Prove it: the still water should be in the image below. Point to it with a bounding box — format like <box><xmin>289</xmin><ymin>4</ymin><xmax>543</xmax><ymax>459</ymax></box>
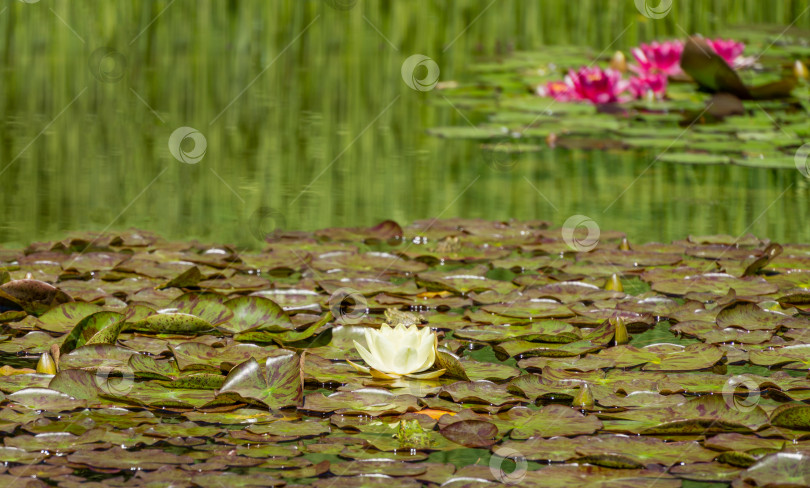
<box><xmin>1</xmin><ymin>0</ymin><xmax>809</xmax><ymax>249</ymax></box>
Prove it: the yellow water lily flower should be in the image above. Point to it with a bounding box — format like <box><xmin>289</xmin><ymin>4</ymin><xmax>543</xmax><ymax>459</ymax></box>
<box><xmin>349</xmin><ymin>323</ymin><xmax>444</xmax><ymax>380</ymax></box>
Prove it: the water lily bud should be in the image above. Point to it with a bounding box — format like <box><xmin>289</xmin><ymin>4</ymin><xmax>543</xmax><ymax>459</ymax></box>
<box><xmin>794</xmin><ymin>60</ymin><xmax>809</xmax><ymax>80</ymax></box>
<box><xmin>36</xmin><ymin>352</ymin><xmax>57</xmax><ymax>375</ymax></box>
<box><xmin>612</xmin><ymin>316</ymin><xmax>629</xmax><ymax>345</ymax></box>
<box><xmin>573</xmin><ymin>383</ymin><xmax>594</xmax><ymax>409</ymax></box>
<box><xmin>605</xmin><ymin>273</ymin><xmax>623</xmax><ymax>292</ymax></box>
<box><xmin>619</xmin><ymin>236</ymin><xmax>631</xmax><ymax>251</ymax></box>
<box><xmin>610</xmin><ymin>50</ymin><xmax>627</xmax><ymax>73</ymax></box>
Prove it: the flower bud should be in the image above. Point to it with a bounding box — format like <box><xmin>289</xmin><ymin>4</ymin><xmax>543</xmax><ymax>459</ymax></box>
<box><xmin>37</xmin><ymin>352</ymin><xmax>57</xmax><ymax>375</ymax></box>
<box><xmin>573</xmin><ymin>383</ymin><xmax>594</xmax><ymax>409</ymax></box>
<box><xmin>605</xmin><ymin>273</ymin><xmax>623</xmax><ymax>292</ymax></box>
<box><xmin>794</xmin><ymin>60</ymin><xmax>808</xmax><ymax>80</ymax></box>
<box><xmin>612</xmin><ymin>316</ymin><xmax>629</xmax><ymax>345</ymax></box>
<box><xmin>610</xmin><ymin>51</ymin><xmax>627</xmax><ymax>73</ymax></box>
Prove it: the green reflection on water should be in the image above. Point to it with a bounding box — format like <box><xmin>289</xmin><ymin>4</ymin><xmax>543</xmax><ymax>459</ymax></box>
<box><xmin>1</xmin><ymin>1</ymin><xmax>809</xmax><ymax>249</ymax></box>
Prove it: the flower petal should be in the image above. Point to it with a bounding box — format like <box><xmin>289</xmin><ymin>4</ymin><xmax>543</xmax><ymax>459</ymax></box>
<box><xmin>409</xmin><ymin>329</ymin><xmax>436</xmax><ymax>373</ymax></box>
<box><xmin>346</xmin><ymin>359</ymin><xmax>370</xmax><ymax>374</ymax></box>
<box><xmin>354</xmin><ymin>340</ymin><xmax>386</xmax><ymax>372</ymax></box>
<box><xmin>369</xmin><ymin>368</ymin><xmax>398</xmax><ymax>380</ymax></box>
<box><xmin>405</xmin><ymin>369</ymin><xmax>445</xmax><ymax>380</ymax></box>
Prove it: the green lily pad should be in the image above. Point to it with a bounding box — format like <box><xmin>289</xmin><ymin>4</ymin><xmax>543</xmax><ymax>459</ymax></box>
<box><xmin>508</xmin><ymin>405</ymin><xmax>603</xmax><ymax>439</ymax></box>
<box><xmin>220</xmin><ymin>295</ymin><xmax>293</xmax><ymax>333</ymax></box>
<box><xmin>35</xmin><ymin>301</ymin><xmax>103</xmax><ymax>333</ymax></box>
<box><xmin>216</xmin><ymin>352</ymin><xmax>302</xmax><ymax>409</ymax></box>
<box><xmin>61</xmin><ymin>311</ymin><xmax>126</xmax><ymax>354</ymax></box>
<box><xmin>129</xmin><ymin>312</ymin><xmax>214</xmax><ymax>335</ymax></box>
<box><xmin>658</xmin><ymin>152</ymin><xmax>732</xmax><ymax>165</ymax></box>
<box><xmin>715</xmin><ymin>301</ymin><xmax>785</xmax><ymax>331</ymax></box>
<box><xmin>770</xmin><ymin>404</ymin><xmax>810</xmax><ymax>430</ymax></box>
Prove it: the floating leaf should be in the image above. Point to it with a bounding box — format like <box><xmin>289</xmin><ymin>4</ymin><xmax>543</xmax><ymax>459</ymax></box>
<box><xmin>742</xmin><ymin>453</ymin><xmax>810</xmax><ymax>487</ymax></box>
<box><xmin>157</xmin><ymin>265</ymin><xmax>204</xmax><ymax>289</ymax></box>
<box><xmin>681</xmin><ymin>35</ymin><xmax>750</xmax><ymax>98</ymax></box>
<box><xmin>0</xmin><ymin>279</ymin><xmax>73</xmax><ymax>315</ymax></box>
<box><xmin>434</xmin><ymin>349</ymin><xmax>470</xmax><ymax>381</ymax></box>
<box><xmin>769</xmin><ymin>404</ymin><xmax>810</xmax><ymax>430</ymax></box>
<box><xmin>8</xmin><ymin>388</ymin><xmax>86</xmax><ymax>411</ymax></box>
<box><xmin>61</xmin><ymin>311</ymin><xmax>126</xmax><ymax>354</ymax></box>
<box><xmin>35</xmin><ymin>302</ymin><xmax>103</xmax><ymax>333</ymax></box>
<box><xmin>129</xmin><ymin>312</ymin><xmax>214</xmax><ymax>335</ymax></box>
<box><xmin>221</xmin><ymin>295</ymin><xmax>293</xmax><ymax>333</ymax></box>
<box><xmin>216</xmin><ymin>352</ymin><xmax>301</xmax><ymax>409</ymax></box>
<box><xmin>439</xmin><ymin>419</ymin><xmax>498</xmax><ymax>447</ymax></box>
<box><xmin>508</xmin><ymin>405</ymin><xmax>603</xmax><ymax>439</ymax></box>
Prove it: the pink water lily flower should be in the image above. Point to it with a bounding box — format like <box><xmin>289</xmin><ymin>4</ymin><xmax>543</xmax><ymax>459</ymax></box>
<box><xmin>536</xmin><ymin>80</ymin><xmax>579</xmax><ymax>102</ymax></box>
<box><xmin>631</xmin><ymin>41</ymin><xmax>684</xmax><ymax>76</ymax></box>
<box><xmin>706</xmin><ymin>38</ymin><xmax>746</xmax><ymax>67</ymax></box>
<box><xmin>628</xmin><ymin>73</ymin><xmax>668</xmax><ymax>99</ymax></box>
<box><xmin>567</xmin><ymin>66</ymin><xmax>628</xmax><ymax>104</ymax></box>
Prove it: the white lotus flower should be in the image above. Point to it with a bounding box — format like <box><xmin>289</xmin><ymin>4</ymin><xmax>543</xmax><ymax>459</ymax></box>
<box><xmin>349</xmin><ymin>324</ymin><xmax>444</xmax><ymax>379</ymax></box>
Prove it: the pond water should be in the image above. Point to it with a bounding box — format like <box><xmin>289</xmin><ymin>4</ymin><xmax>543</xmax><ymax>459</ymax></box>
<box><xmin>2</xmin><ymin>0</ymin><xmax>810</xmax><ymax>249</ymax></box>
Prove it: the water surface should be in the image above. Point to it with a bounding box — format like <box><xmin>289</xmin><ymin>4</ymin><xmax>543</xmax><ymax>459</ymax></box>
<box><xmin>1</xmin><ymin>0</ymin><xmax>809</xmax><ymax>248</ymax></box>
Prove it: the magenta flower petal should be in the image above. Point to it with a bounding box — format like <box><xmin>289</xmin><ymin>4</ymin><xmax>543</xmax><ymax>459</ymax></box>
<box><xmin>706</xmin><ymin>38</ymin><xmax>745</xmax><ymax>66</ymax></box>
<box><xmin>567</xmin><ymin>66</ymin><xmax>627</xmax><ymax>104</ymax></box>
<box><xmin>630</xmin><ymin>41</ymin><xmax>684</xmax><ymax>76</ymax></box>
<box><xmin>628</xmin><ymin>73</ymin><xmax>668</xmax><ymax>99</ymax></box>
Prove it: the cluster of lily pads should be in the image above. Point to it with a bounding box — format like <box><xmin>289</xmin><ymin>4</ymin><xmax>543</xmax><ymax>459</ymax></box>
<box><xmin>430</xmin><ymin>30</ymin><xmax>810</xmax><ymax>169</ymax></box>
<box><xmin>1</xmin><ymin>219</ymin><xmax>810</xmax><ymax>487</ymax></box>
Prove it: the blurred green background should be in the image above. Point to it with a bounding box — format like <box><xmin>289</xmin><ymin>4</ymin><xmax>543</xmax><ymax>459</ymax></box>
<box><xmin>1</xmin><ymin>0</ymin><xmax>809</xmax><ymax>248</ymax></box>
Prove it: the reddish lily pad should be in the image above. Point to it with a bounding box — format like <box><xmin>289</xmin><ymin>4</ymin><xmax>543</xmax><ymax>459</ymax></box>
<box><xmin>439</xmin><ymin>419</ymin><xmax>499</xmax><ymax>447</ymax></box>
<box><xmin>0</xmin><ymin>279</ymin><xmax>73</xmax><ymax>315</ymax></box>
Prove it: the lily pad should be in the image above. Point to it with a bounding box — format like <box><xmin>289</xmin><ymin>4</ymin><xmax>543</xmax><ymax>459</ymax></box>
<box><xmin>129</xmin><ymin>312</ymin><xmax>214</xmax><ymax>334</ymax></box>
<box><xmin>216</xmin><ymin>352</ymin><xmax>302</xmax><ymax>409</ymax></box>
